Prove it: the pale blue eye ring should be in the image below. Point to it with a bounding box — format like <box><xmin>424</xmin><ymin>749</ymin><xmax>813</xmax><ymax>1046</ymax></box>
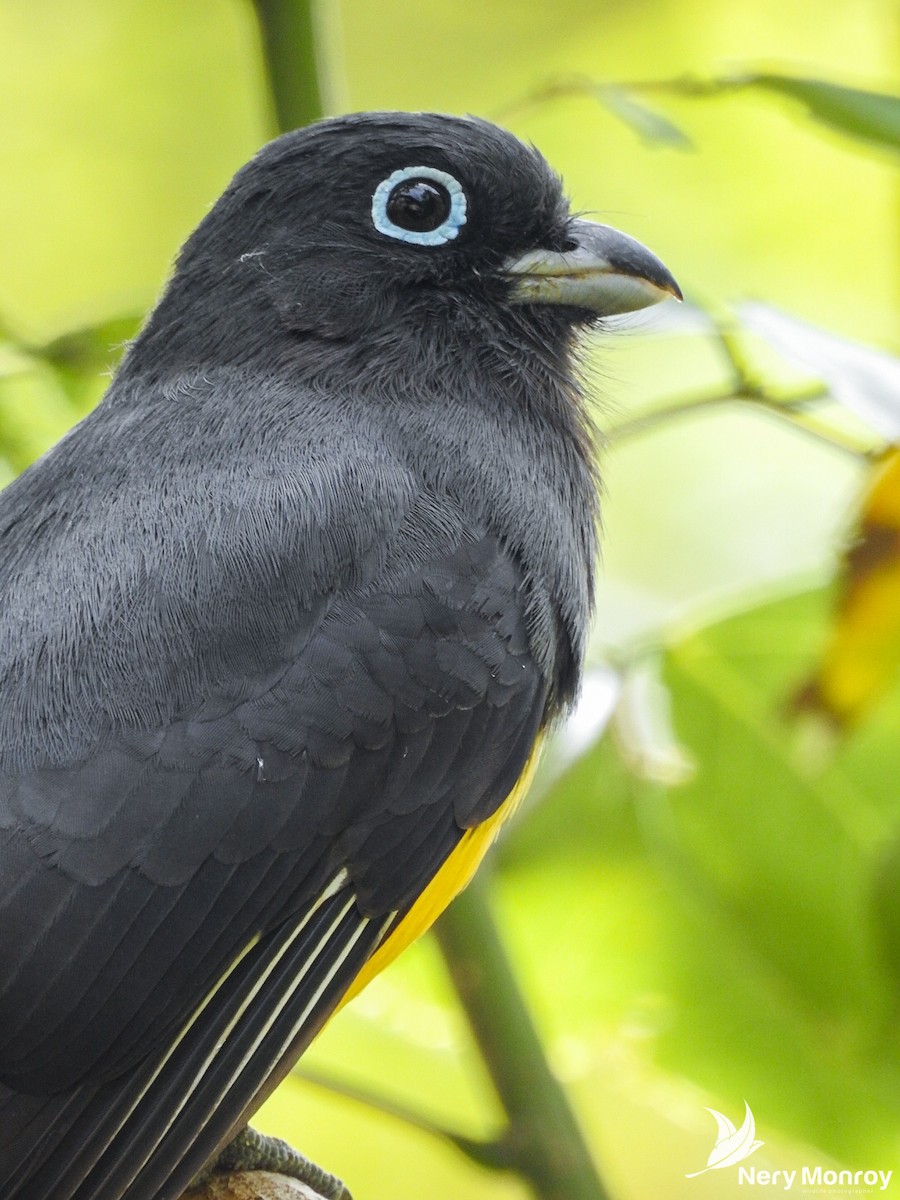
<box><xmin>371</xmin><ymin>166</ymin><xmax>467</xmax><ymax>247</ymax></box>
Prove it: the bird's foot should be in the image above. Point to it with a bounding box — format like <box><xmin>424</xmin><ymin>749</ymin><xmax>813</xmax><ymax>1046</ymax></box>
<box><xmin>194</xmin><ymin>1126</ymin><xmax>351</xmax><ymax>1199</ymax></box>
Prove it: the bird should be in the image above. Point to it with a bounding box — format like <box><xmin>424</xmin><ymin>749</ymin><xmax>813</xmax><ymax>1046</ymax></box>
<box><xmin>0</xmin><ymin>111</ymin><xmax>679</xmax><ymax>1200</ymax></box>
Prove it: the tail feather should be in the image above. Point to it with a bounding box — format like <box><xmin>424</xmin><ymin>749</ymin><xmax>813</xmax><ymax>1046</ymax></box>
<box><xmin>127</xmin><ymin>900</ymin><xmax>388</xmax><ymax>1200</ymax></box>
<box><xmin>2</xmin><ymin>874</ymin><xmax>392</xmax><ymax>1200</ymax></box>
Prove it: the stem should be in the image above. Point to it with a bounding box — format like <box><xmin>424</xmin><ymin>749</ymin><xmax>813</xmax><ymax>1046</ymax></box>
<box><xmin>295</xmin><ymin>1068</ymin><xmax>513</xmax><ymax>1171</ymax></box>
<box><xmin>601</xmin><ymin>295</ymin><xmax>877</xmax><ymax>459</ymax></box>
<box><xmin>495</xmin><ymin>72</ymin><xmax>749</xmax><ymax>122</ymax></box>
<box><xmin>433</xmin><ymin>875</ymin><xmax>612</xmax><ymax>1200</ymax></box>
<box><xmin>754</xmin><ymin>397</ymin><xmax>880</xmax><ymax>458</ymax></box>
<box><xmin>604</xmin><ymin>383</ymin><xmax>876</xmax><ymax>459</ymax></box>
<box><xmin>604</xmin><ymin>386</ymin><xmax>743</xmax><ymax>442</ymax></box>
<box><xmin>251</xmin><ymin>0</ymin><xmax>326</xmax><ymax>132</ymax></box>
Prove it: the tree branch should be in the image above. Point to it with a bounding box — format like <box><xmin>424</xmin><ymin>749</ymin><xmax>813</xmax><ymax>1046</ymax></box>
<box><xmin>433</xmin><ymin>874</ymin><xmax>612</xmax><ymax>1200</ymax></box>
<box><xmin>186</xmin><ymin>1170</ymin><xmax>329</xmax><ymax>1200</ymax></box>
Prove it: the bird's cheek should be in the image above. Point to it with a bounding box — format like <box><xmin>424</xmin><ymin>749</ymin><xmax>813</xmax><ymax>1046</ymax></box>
<box><xmin>270</xmin><ymin>265</ymin><xmax>400</xmax><ymax>340</ymax></box>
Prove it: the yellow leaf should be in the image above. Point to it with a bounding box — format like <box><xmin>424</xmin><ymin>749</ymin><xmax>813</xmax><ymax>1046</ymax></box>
<box><xmin>792</xmin><ymin>447</ymin><xmax>900</xmax><ymax>729</ymax></box>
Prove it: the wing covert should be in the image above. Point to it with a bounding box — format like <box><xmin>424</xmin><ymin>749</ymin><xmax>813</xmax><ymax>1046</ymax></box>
<box><xmin>0</xmin><ymin>535</ymin><xmax>547</xmax><ymax>1099</ymax></box>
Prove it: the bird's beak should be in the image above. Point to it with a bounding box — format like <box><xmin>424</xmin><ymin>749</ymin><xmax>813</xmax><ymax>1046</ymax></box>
<box><xmin>502</xmin><ymin>218</ymin><xmax>682</xmax><ymax>316</ymax></box>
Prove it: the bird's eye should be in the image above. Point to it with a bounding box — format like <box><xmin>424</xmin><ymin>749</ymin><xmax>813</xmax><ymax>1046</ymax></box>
<box><xmin>371</xmin><ymin>166</ymin><xmax>467</xmax><ymax>247</ymax></box>
<box><xmin>388</xmin><ymin>181</ymin><xmax>449</xmax><ymax>232</ymax></box>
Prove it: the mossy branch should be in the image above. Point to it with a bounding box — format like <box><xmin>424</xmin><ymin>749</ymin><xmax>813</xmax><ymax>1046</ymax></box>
<box><xmin>185</xmin><ymin>1170</ymin><xmax>330</xmax><ymax>1199</ymax></box>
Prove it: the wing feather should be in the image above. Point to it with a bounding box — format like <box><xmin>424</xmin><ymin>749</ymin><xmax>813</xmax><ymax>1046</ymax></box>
<box><xmin>0</xmin><ymin>534</ymin><xmax>549</xmax><ymax>1199</ymax></box>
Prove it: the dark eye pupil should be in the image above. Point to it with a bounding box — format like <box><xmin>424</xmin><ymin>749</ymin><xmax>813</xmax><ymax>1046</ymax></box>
<box><xmin>385</xmin><ymin>180</ymin><xmax>451</xmax><ymax>233</ymax></box>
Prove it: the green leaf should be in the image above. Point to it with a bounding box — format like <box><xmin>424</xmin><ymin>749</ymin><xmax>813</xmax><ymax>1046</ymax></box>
<box><xmin>0</xmin><ymin>341</ymin><xmax>37</xmax><ymax>380</ymax></box>
<box><xmin>871</xmin><ymin>836</ymin><xmax>900</xmax><ymax>1007</ymax></box>
<box><xmin>38</xmin><ymin>314</ymin><xmax>141</xmax><ymax>373</ymax></box>
<box><xmin>731</xmin><ymin>74</ymin><xmax>900</xmax><ymax>153</ymax></box>
<box><xmin>38</xmin><ymin>314</ymin><xmax>141</xmax><ymax>414</ymax></box>
<box><xmin>499</xmin><ymin>587</ymin><xmax>900</xmax><ymax>1163</ymax></box>
<box><xmin>593</xmin><ymin>84</ymin><xmax>693</xmax><ymax>148</ymax></box>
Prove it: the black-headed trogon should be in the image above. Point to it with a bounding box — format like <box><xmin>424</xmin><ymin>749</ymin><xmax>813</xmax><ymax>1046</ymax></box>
<box><xmin>0</xmin><ymin>113</ymin><xmax>679</xmax><ymax>1200</ymax></box>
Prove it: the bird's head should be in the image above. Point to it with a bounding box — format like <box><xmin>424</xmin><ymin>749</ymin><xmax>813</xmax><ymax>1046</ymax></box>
<box><xmin>131</xmin><ymin>112</ymin><xmax>679</xmax><ymax>376</ymax></box>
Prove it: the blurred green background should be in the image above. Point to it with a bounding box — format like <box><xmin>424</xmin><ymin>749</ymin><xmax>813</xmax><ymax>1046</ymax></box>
<box><xmin>1</xmin><ymin>1</ymin><xmax>899</xmax><ymax>1197</ymax></box>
